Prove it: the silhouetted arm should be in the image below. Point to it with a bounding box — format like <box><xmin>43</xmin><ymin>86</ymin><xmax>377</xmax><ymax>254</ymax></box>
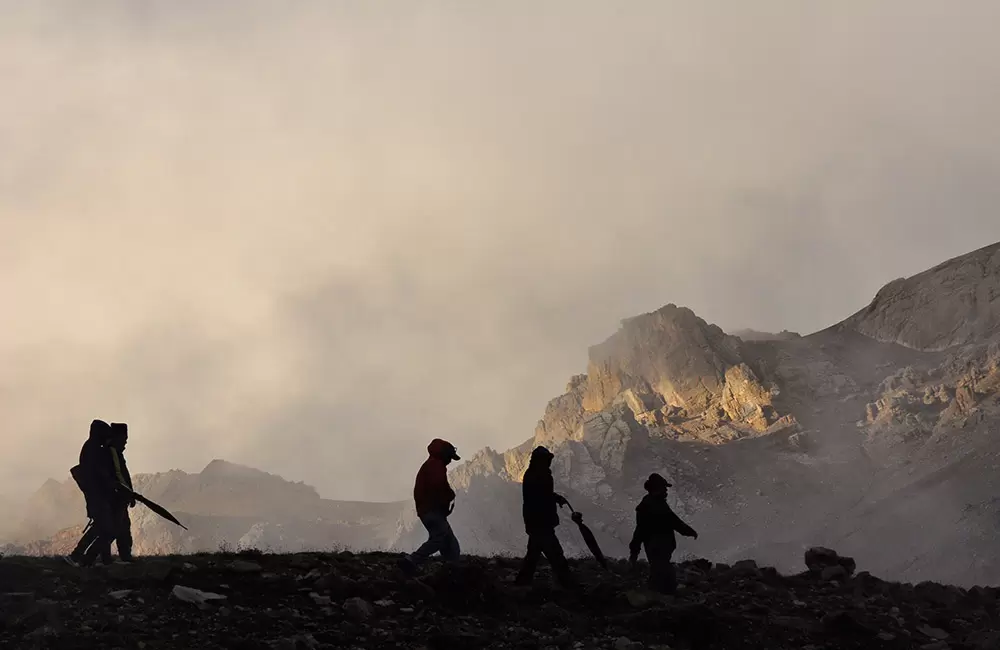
<box><xmin>541</xmin><ymin>472</ymin><xmax>566</xmax><ymax>507</ymax></box>
<box><xmin>110</xmin><ymin>448</ymin><xmax>128</xmax><ymax>488</ymax></box>
<box><xmin>669</xmin><ymin>509</ymin><xmax>697</xmax><ymax>538</ymax></box>
<box><xmin>121</xmin><ymin>455</ymin><xmax>133</xmax><ymax>490</ymax></box>
<box><xmin>628</xmin><ymin>510</ymin><xmax>647</xmax><ymax>561</ymax></box>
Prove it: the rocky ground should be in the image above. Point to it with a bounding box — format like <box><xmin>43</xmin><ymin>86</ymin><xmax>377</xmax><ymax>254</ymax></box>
<box><xmin>0</xmin><ymin>549</ymin><xmax>997</xmax><ymax>650</ymax></box>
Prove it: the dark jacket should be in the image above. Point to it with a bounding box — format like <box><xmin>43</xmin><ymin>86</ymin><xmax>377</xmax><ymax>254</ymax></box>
<box><xmin>72</xmin><ymin>438</ymin><xmax>106</xmax><ymax>493</ymax></box>
<box><xmin>71</xmin><ymin>420</ymin><xmax>111</xmax><ymax>494</ymax></box>
<box><xmin>413</xmin><ymin>440</ymin><xmax>456</xmax><ymax>517</ymax></box>
<box><xmin>97</xmin><ymin>445</ymin><xmax>133</xmax><ymax>504</ymax></box>
<box><xmin>521</xmin><ymin>463</ymin><xmax>561</xmax><ymax>534</ymax></box>
<box><xmin>628</xmin><ymin>494</ymin><xmax>696</xmax><ymax>556</ymax></box>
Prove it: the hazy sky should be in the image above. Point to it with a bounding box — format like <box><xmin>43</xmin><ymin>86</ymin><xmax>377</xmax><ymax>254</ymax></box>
<box><xmin>3</xmin><ymin>1</ymin><xmax>1000</xmax><ymax>501</ymax></box>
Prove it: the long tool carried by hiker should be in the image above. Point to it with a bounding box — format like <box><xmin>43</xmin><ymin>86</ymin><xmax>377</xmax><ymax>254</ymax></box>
<box><xmin>119</xmin><ymin>483</ymin><xmax>188</xmax><ymax>530</ymax></box>
<box><xmin>560</xmin><ymin>500</ymin><xmax>607</xmax><ymax>569</ymax></box>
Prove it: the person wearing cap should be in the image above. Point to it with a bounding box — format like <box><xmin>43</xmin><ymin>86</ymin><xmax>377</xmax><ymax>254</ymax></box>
<box><xmin>515</xmin><ymin>446</ymin><xmax>574</xmax><ymax>587</ymax></box>
<box><xmin>628</xmin><ymin>472</ymin><xmax>698</xmax><ymax>594</ymax></box>
<box><xmin>399</xmin><ymin>438</ymin><xmax>462</xmax><ymax>574</ymax></box>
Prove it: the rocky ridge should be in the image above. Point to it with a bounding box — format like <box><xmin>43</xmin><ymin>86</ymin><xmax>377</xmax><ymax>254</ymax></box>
<box><xmin>1</xmin><ymin>549</ymin><xmax>998</xmax><ymax>650</ymax></box>
<box><xmin>842</xmin><ymin>243</ymin><xmax>1000</xmax><ymax>352</ymax></box>
<box><xmin>730</xmin><ymin>329</ymin><xmax>803</xmax><ymax>343</ymax></box>
<box><xmin>9</xmin><ymin>242</ymin><xmax>1000</xmax><ymax>589</ymax></box>
<box><xmin>397</xmin><ymin>242</ymin><xmax>1000</xmax><ymax>586</ymax></box>
<box><xmin>2</xmin><ymin>461</ymin><xmax>406</xmax><ymax>558</ymax></box>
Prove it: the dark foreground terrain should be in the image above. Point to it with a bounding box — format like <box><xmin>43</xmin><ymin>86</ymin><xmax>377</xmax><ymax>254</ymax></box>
<box><xmin>0</xmin><ymin>550</ymin><xmax>997</xmax><ymax>650</ymax></box>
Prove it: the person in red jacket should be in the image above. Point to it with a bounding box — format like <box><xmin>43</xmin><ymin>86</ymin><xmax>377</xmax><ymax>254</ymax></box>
<box><xmin>399</xmin><ymin>439</ymin><xmax>461</xmax><ymax>575</ymax></box>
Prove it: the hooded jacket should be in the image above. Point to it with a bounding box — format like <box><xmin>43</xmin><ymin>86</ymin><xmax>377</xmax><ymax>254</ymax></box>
<box><xmin>71</xmin><ymin>420</ymin><xmax>111</xmax><ymax>494</ymax></box>
<box><xmin>521</xmin><ymin>447</ymin><xmax>561</xmax><ymax>534</ymax></box>
<box><xmin>628</xmin><ymin>493</ymin><xmax>696</xmax><ymax>556</ymax></box>
<box><xmin>413</xmin><ymin>439</ymin><xmax>457</xmax><ymax>517</ymax></box>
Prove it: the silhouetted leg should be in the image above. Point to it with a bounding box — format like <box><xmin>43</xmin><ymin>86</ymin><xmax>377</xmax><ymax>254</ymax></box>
<box><xmin>646</xmin><ymin>541</ymin><xmax>676</xmax><ymax>594</ymax></box>
<box><xmin>82</xmin><ymin>498</ymin><xmax>115</xmax><ymax>566</ymax></box>
<box><xmin>440</xmin><ymin>519</ymin><xmax>460</xmax><ymax>562</ymax></box>
<box><xmin>84</xmin><ymin>531</ymin><xmax>115</xmax><ymax>566</ymax></box>
<box><xmin>70</xmin><ymin>521</ymin><xmax>100</xmax><ymax>561</ymax></box>
<box><xmin>649</xmin><ymin>560</ymin><xmax>676</xmax><ymax>594</ymax></box>
<box><xmin>540</xmin><ymin>531</ymin><xmax>574</xmax><ymax>586</ymax></box>
<box><xmin>115</xmin><ymin>507</ymin><xmax>133</xmax><ymax>560</ymax></box>
<box><xmin>515</xmin><ymin>534</ymin><xmax>544</xmax><ymax>585</ymax></box>
<box><xmin>409</xmin><ymin>513</ymin><xmax>449</xmax><ymax>565</ymax></box>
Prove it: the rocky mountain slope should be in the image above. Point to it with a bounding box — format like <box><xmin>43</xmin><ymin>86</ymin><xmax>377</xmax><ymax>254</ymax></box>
<box><xmin>10</xmin><ymin>242</ymin><xmax>1000</xmax><ymax>589</ymax></box>
<box><xmin>730</xmin><ymin>329</ymin><xmax>803</xmax><ymax>343</ymax></box>
<box><xmin>2</xmin><ymin>461</ymin><xmax>406</xmax><ymax>557</ymax></box>
<box><xmin>393</xmin><ymin>242</ymin><xmax>1000</xmax><ymax>587</ymax></box>
<box><xmin>842</xmin><ymin>242</ymin><xmax>1000</xmax><ymax>351</ymax></box>
<box><xmin>1</xmin><ymin>549</ymin><xmax>998</xmax><ymax>649</ymax></box>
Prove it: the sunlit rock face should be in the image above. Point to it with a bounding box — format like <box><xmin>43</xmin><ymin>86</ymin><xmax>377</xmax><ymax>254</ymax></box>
<box><xmin>10</xmin><ymin>243</ymin><xmax>1000</xmax><ymax>587</ymax></box>
<box><xmin>415</xmin><ymin>242</ymin><xmax>1000</xmax><ymax>587</ymax></box>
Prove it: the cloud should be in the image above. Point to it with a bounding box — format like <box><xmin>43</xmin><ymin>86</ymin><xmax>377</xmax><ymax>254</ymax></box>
<box><xmin>3</xmin><ymin>1</ymin><xmax>1000</xmax><ymax>500</ymax></box>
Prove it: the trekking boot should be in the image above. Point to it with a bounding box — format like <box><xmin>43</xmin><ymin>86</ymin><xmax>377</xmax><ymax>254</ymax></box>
<box><xmin>95</xmin><ymin>554</ymin><xmax>114</xmax><ymax>567</ymax></box>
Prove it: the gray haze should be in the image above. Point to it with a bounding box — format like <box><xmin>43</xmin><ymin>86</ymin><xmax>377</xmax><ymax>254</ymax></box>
<box><xmin>3</xmin><ymin>1</ymin><xmax>1000</xmax><ymax>501</ymax></box>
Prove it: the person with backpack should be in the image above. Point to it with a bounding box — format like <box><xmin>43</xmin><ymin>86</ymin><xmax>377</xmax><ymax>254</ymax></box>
<box><xmin>65</xmin><ymin>419</ymin><xmax>112</xmax><ymax>566</ymax></box>
<box><xmin>81</xmin><ymin>422</ymin><xmax>136</xmax><ymax>566</ymax></box>
<box><xmin>399</xmin><ymin>439</ymin><xmax>461</xmax><ymax>575</ymax></box>
<box><xmin>515</xmin><ymin>446</ymin><xmax>575</xmax><ymax>587</ymax></box>
<box><xmin>628</xmin><ymin>472</ymin><xmax>698</xmax><ymax>594</ymax></box>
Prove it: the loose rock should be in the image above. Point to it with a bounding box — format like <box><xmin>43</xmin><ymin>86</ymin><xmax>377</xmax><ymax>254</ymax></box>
<box><xmin>0</xmin><ymin>552</ymin><xmax>993</xmax><ymax>649</ymax></box>
<box><xmin>804</xmin><ymin>547</ymin><xmax>856</xmax><ymax>577</ymax></box>
<box><xmin>229</xmin><ymin>560</ymin><xmax>263</xmax><ymax>574</ymax></box>
<box><xmin>343</xmin><ymin>596</ymin><xmax>374</xmax><ymax>621</ymax></box>
<box><xmin>171</xmin><ymin>585</ymin><xmax>228</xmax><ymax>605</ymax></box>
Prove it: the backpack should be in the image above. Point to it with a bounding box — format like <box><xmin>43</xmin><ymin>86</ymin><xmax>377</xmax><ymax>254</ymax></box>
<box><xmin>70</xmin><ymin>464</ymin><xmax>87</xmax><ymax>492</ymax></box>
<box><xmin>72</xmin><ymin>438</ymin><xmax>103</xmax><ymax>493</ymax></box>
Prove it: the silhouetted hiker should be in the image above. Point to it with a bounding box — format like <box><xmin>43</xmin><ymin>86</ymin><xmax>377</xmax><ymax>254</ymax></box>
<box><xmin>65</xmin><ymin>419</ymin><xmax>112</xmax><ymax>566</ymax></box>
<box><xmin>628</xmin><ymin>472</ymin><xmax>698</xmax><ymax>594</ymax></box>
<box><xmin>515</xmin><ymin>446</ymin><xmax>575</xmax><ymax>587</ymax></box>
<box><xmin>399</xmin><ymin>439</ymin><xmax>461</xmax><ymax>575</ymax></box>
<box><xmin>82</xmin><ymin>422</ymin><xmax>135</xmax><ymax>566</ymax></box>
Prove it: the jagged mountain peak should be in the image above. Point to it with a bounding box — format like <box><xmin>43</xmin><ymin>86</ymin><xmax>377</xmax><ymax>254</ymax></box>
<box><xmin>598</xmin><ymin>303</ymin><xmax>736</xmax><ymax>361</ymax></box>
<box><xmin>5</xmin><ymin>457</ymin><xmax>406</xmax><ymax>557</ymax></box>
<box><xmin>201</xmin><ymin>459</ymin><xmax>277</xmax><ymax>480</ymax></box>
<box><xmin>583</xmin><ymin>303</ymin><xmax>747</xmax><ymax>415</ymax></box>
<box><xmin>617</xmin><ymin>302</ymin><xmax>710</xmax><ymax>328</ymax></box>
<box><xmin>35</xmin><ymin>478</ymin><xmax>64</xmax><ymax>494</ymax></box>
<box><xmin>842</xmin><ymin>241</ymin><xmax>1000</xmax><ymax>351</ymax></box>
<box><xmin>730</xmin><ymin>328</ymin><xmax>803</xmax><ymax>342</ymax></box>
<box><xmin>427</xmin><ymin>242</ymin><xmax>1000</xmax><ymax>586</ymax></box>
<box><xmin>9</xmin><ymin>243</ymin><xmax>1000</xmax><ymax>587</ymax></box>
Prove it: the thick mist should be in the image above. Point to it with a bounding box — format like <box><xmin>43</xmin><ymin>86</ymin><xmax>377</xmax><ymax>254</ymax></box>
<box><xmin>3</xmin><ymin>1</ymin><xmax>1000</xmax><ymax>501</ymax></box>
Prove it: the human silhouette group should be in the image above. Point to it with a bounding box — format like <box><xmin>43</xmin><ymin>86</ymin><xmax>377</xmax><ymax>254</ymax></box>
<box><xmin>398</xmin><ymin>438</ymin><xmax>698</xmax><ymax>594</ymax></box>
<box><xmin>66</xmin><ymin>420</ymin><xmax>134</xmax><ymax>567</ymax></box>
<box><xmin>67</xmin><ymin>425</ymin><xmax>697</xmax><ymax>594</ymax></box>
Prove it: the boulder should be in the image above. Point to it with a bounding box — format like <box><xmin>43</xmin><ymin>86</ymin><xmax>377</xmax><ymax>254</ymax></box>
<box><xmin>804</xmin><ymin>548</ymin><xmax>856</xmax><ymax>577</ymax></box>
